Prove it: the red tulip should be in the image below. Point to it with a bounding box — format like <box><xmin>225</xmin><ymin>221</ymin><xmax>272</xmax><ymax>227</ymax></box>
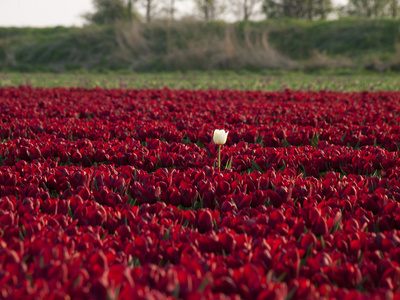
<box><xmin>197</xmin><ymin>209</ymin><xmax>213</xmax><ymax>233</ymax></box>
<box><xmin>267</xmin><ymin>190</ymin><xmax>283</xmax><ymax>208</ymax></box>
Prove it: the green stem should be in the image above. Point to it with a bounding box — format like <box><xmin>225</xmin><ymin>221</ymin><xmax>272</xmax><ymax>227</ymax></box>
<box><xmin>218</xmin><ymin>145</ymin><xmax>221</xmax><ymax>171</ymax></box>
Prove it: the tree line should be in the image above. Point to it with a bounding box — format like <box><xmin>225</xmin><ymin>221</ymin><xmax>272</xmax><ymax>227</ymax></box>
<box><xmin>84</xmin><ymin>0</ymin><xmax>400</xmax><ymax>24</ymax></box>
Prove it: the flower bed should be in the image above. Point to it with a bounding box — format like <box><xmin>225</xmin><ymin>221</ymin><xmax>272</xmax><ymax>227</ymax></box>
<box><xmin>1</xmin><ymin>86</ymin><xmax>400</xmax><ymax>299</ymax></box>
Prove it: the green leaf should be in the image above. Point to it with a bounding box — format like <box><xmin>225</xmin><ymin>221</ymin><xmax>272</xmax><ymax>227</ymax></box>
<box><xmin>68</xmin><ymin>204</ymin><xmax>74</xmax><ymax>219</ymax></box>
<box><xmin>225</xmin><ymin>156</ymin><xmax>233</xmax><ymax>170</ymax></box>
<box><xmin>255</xmin><ymin>134</ymin><xmax>264</xmax><ymax>146</ymax></box>
<box><xmin>194</xmin><ymin>195</ymin><xmax>203</xmax><ymax>210</ymax></box>
<box><xmin>311</xmin><ymin>133</ymin><xmax>320</xmax><ymax>148</ymax></box>
<box><xmin>374</xmin><ymin>218</ymin><xmax>380</xmax><ymax>233</ymax></box>
<box><xmin>196</xmin><ymin>140</ymin><xmax>205</xmax><ymax>149</ymax></box>
<box><xmin>67</xmin><ymin>182</ymin><xmax>73</xmax><ymax>196</ymax></box>
<box><xmin>94</xmin><ymin>177</ymin><xmax>99</xmax><ymax>191</ymax></box>
<box><xmin>356</xmin><ymin>274</ymin><xmax>369</xmax><ymax>291</ymax></box>
<box><xmin>182</xmin><ymin>218</ymin><xmax>190</xmax><ymax>228</ymax></box>
<box><xmin>213</xmin><ymin>219</ymin><xmax>219</xmax><ymax>231</ymax></box>
<box><xmin>285</xmin><ymin>286</ymin><xmax>297</xmax><ymax>300</ymax></box>
<box><xmin>197</xmin><ymin>278</ymin><xmax>209</xmax><ymax>293</ymax></box>
<box><xmin>282</xmin><ymin>138</ymin><xmax>290</xmax><ymax>147</ymax></box>
<box><xmin>320</xmin><ymin>235</ymin><xmax>326</xmax><ymax>249</ymax></box>
<box><xmin>276</xmin><ymin>271</ymin><xmax>287</xmax><ymax>282</ymax></box>
<box><xmin>19</xmin><ymin>231</ymin><xmax>25</xmax><ymax>242</ymax></box>
<box><xmin>355</xmin><ymin>139</ymin><xmax>361</xmax><ymax>149</ymax></box>
<box><xmin>298</xmin><ymin>162</ymin><xmax>306</xmax><ymax>177</ymax></box>
<box><xmin>129</xmin><ymin>257</ymin><xmax>141</xmax><ymax>267</ymax></box>
<box><xmin>251</xmin><ymin>159</ymin><xmax>263</xmax><ymax>172</ymax></box>
<box><xmin>222</xmin><ymin>249</ymin><xmax>227</xmax><ymax>257</ymax></box>
<box><xmin>26</xmin><ymin>274</ymin><xmax>34</xmax><ymax>288</ymax></box>
<box><xmin>163</xmin><ymin>226</ymin><xmax>171</xmax><ymax>240</ymax></box>
<box><xmin>39</xmin><ymin>256</ymin><xmax>44</xmax><ymax>268</ymax></box>
<box><xmin>114</xmin><ymin>285</ymin><xmax>121</xmax><ymax>300</ymax></box>
<box><xmin>279</xmin><ymin>160</ymin><xmax>287</xmax><ymax>171</ymax></box>
<box><xmin>331</xmin><ymin>217</ymin><xmax>342</xmax><ymax>234</ymax></box>
<box><xmin>21</xmin><ymin>224</ymin><xmax>27</xmax><ymax>237</ymax></box>
<box><xmin>172</xmin><ymin>282</ymin><xmax>180</xmax><ymax>298</ymax></box>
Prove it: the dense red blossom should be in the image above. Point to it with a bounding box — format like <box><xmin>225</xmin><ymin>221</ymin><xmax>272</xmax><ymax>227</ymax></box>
<box><xmin>1</xmin><ymin>86</ymin><xmax>400</xmax><ymax>299</ymax></box>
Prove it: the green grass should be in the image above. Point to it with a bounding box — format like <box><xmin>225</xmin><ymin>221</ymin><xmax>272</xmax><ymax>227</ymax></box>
<box><xmin>1</xmin><ymin>71</ymin><xmax>399</xmax><ymax>92</ymax></box>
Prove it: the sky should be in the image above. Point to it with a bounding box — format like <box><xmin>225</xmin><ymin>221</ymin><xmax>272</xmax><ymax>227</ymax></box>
<box><xmin>0</xmin><ymin>0</ymin><xmax>348</xmax><ymax>28</ymax></box>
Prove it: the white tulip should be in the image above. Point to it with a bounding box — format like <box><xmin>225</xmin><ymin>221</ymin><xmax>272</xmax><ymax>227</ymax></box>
<box><xmin>213</xmin><ymin>129</ymin><xmax>229</xmax><ymax>145</ymax></box>
<box><xmin>213</xmin><ymin>129</ymin><xmax>229</xmax><ymax>171</ymax></box>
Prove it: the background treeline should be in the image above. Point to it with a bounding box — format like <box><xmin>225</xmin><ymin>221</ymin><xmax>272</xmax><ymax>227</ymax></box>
<box><xmin>2</xmin><ymin>0</ymin><xmax>400</xmax><ymax>73</ymax></box>
<box><xmin>85</xmin><ymin>0</ymin><xmax>400</xmax><ymax>24</ymax></box>
<box><xmin>1</xmin><ymin>18</ymin><xmax>400</xmax><ymax>72</ymax></box>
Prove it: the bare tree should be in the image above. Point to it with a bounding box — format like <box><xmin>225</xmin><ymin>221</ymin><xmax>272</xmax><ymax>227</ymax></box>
<box><xmin>164</xmin><ymin>0</ymin><xmax>183</xmax><ymax>21</ymax></box>
<box><xmin>230</xmin><ymin>0</ymin><xmax>261</xmax><ymax>21</ymax></box>
<box><xmin>345</xmin><ymin>0</ymin><xmax>391</xmax><ymax>18</ymax></box>
<box><xmin>391</xmin><ymin>0</ymin><xmax>399</xmax><ymax>18</ymax></box>
<box><xmin>169</xmin><ymin>0</ymin><xmax>176</xmax><ymax>21</ymax></box>
<box><xmin>194</xmin><ymin>0</ymin><xmax>226</xmax><ymax>21</ymax></box>
<box><xmin>262</xmin><ymin>0</ymin><xmax>307</xmax><ymax>19</ymax></box>
<box><xmin>262</xmin><ymin>0</ymin><xmax>283</xmax><ymax>18</ymax></box>
<box><xmin>310</xmin><ymin>0</ymin><xmax>331</xmax><ymax>19</ymax></box>
<box><xmin>138</xmin><ymin>0</ymin><xmax>159</xmax><ymax>23</ymax></box>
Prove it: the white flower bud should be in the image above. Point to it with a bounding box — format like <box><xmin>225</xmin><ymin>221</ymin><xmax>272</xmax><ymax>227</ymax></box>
<box><xmin>213</xmin><ymin>129</ymin><xmax>229</xmax><ymax>145</ymax></box>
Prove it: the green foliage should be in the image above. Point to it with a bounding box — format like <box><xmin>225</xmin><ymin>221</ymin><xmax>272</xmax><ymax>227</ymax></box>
<box><xmin>266</xmin><ymin>18</ymin><xmax>399</xmax><ymax>60</ymax></box>
<box><xmin>84</xmin><ymin>0</ymin><xmax>137</xmax><ymax>25</ymax></box>
<box><xmin>194</xmin><ymin>0</ymin><xmax>223</xmax><ymax>21</ymax></box>
<box><xmin>342</xmin><ymin>0</ymin><xmax>398</xmax><ymax>18</ymax></box>
<box><xmin>262</xmin><ymin>0</ymin><xmax>332</xmax><ymax>20</ymax></box>
<box><xmin>1</xmin><ymin>19</ymin><xmax>400</xmax><ymax>72</ymax></box>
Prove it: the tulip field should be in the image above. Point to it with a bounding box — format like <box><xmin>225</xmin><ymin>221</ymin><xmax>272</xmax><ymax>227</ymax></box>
<box><xmin>1</xmin><ymin>85</ymin><xmax>400</xmax><ymax>299</ymax></box>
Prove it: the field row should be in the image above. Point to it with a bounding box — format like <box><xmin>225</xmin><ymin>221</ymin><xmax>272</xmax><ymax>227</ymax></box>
<box><xmin>1</xmin><ymin>72</ymin><xmax>400</xmax><ymax>92</ymax></box>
